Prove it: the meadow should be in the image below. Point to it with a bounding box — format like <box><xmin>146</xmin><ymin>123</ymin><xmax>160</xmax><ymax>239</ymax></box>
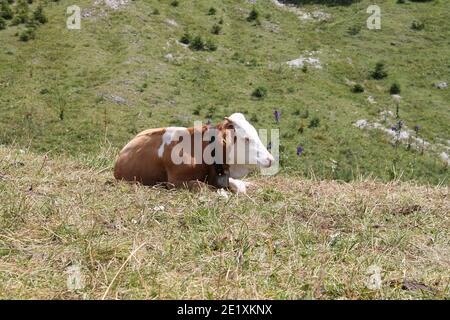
<box><xmin>0</xmin><ymin>145</ymin><xmax>448</xmax><ymax>299</ymax></box>
<box><xmin>0</xmin><ymin>0</ymin><xmax>449</xmax><ymax>299</ymax></box>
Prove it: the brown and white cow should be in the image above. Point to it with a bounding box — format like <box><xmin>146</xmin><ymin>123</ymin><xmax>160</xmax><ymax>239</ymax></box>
<box><xmin>113</xmin><ymin>113</ymin><xmax>274</xmax><ymax>193</ymax></box>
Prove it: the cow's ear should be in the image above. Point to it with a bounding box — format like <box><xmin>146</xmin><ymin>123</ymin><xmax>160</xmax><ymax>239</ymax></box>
<box><xmin>223</xmin><ymin>117</ymin><xmax>234</xmax><ymax>129</ymax></box>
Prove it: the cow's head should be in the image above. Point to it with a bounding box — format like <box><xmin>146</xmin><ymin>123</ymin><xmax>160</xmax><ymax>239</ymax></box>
<box><xmin>222</xmin><ymin>113</ymin><xmax>274</xmax><ymax>168</ymax></box>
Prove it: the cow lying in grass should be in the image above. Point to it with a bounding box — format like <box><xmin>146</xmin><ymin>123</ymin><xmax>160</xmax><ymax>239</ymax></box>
<box><xmin>114</xmin><ymin>113</ymin><xmax>275</xmax><ymax>193</ymax></box>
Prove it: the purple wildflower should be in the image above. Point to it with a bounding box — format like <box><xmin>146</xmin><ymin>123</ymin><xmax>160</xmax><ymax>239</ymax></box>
<box><xmin>391</xmin><ymin>126</ymin><xmax>397</xmax><ymax>131</ymax></box>
<box><xmin>414</xmin><ymin>125</ymin><xmax>421</xmax><ymax>133</ymax></box>
<box><xmin>397</xmin><ymin>120</ymin><xmax>404</xmax><ymax>130</ymax></box>
<box><xmin>274</xmin><ymin>110</ymin><xmax>281</xmax><ymax>123</ymax></box>
<box><xmin>296</xmin><ymin>146</ymin><xmax>303</xmax><ymax>156</ymax></box>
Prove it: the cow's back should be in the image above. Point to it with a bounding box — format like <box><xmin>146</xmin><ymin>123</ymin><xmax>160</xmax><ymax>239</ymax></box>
<box><xmin>114</xmin><ymin>128</ymin><xmax>167</xmax><ymax>185</ymax></box>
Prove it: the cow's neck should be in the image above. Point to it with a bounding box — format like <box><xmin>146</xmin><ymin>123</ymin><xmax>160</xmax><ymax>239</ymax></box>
<box><xmin>212</xmin><ymin>122</ymin><xmax>250</xmax><ymax>179</ymax></box>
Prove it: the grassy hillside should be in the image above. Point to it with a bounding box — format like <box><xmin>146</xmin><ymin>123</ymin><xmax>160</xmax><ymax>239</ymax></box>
<box><xmin>0</xmin><ymin>145</ymin><xmax>449</xmax><ymax>299</ymax></box>
<box><xmin>0</xmin><ymin>0</ymin><xmax>449</xmax><ymax>184</ymax></box>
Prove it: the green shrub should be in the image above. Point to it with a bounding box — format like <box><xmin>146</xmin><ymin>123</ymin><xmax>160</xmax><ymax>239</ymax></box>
<box><xmin>211</xmin><ymin>24</ymin><xmax>221</xmax><ymax>35</ymax></box>
<box><xmin>0</xmin><ymin>16</ymin><xmax>5</xmax><ymax>29</ymax></box>
<box><xmin>190</xmin><ymin>35</ymin><xmax>204</xmax><ymax>51</ymax></box>
<box><xmin>308</xmin><ymin>117</ymin><xmax>320</xmax><ymax>128</ymax></box>
<box><xmin>170</xmin><ymin>0</ymin><xmax>179</xmax><ymax>7</ymax></box>
<box><xmin>347</xmin><ymin>25</ymin><xmax>360</xmax><ymax>35</ymax></box>
<box><xmin>33</xmin><ymin>5</ymin><xmax>47</xmax><ymax>24</ymax></box>
<box><xmin>247</xmin><ymin>8</ymin><xmax>259</xmax><ymax>22</ymax></box>
<box><xmin>352</xmin><ymin>84</ymin><xmax>364</xmax><ymax>93</ymax></box>
<box><xmin>251</xmin><ymin>86</ymin><xmax>267</xmax><ymax>98</ymax></box>
<box><xmin>397</xmin><ymin>0</ymin><xmax>405</xmax><ymax>3</ymax></box>
<box><xmin>370</xmin><ymin>62</ymin><xmax>388</xmax><ymax>80</ymax></box>
<box><xmin>208</xmin><ymin>7</ymin><xmax>216</xmax><ymax>15</ymax></box>
<box><xmin>180</xmin><ymin>32</ymin><xmax>191</xmax><ymax>45</ymax></box>
<box><xmin>205</xmin><ymin>39</ymin><xmax>217</xmax><ymax>51</ymax></box>
<box><xmin>152</xmin><ymin>8</ymin><xmax>160</xmax><ymax>15</ymax></box>
<box><xmin>12</xmin><ymin>0</ymin><xmax>29</xmax><ymax>25</ymax></box>
<box><xmin>390</xmin><ymin>82</ymin><xmax>401</xmax><ymax>95</ymax></box>
<box><xmin>19</xmin><ymin>27</ymin><xmax>35</xmax><ymax>41</ymax></box>
<box><xmin>0</xmin><ymin>1</ymin><xmax>13</xmax><ymax>20</ymax></box>
<box><xmin>411</xmin><ymin>20</ymin><xmax>425</xmax><ymax>31</ymax></box>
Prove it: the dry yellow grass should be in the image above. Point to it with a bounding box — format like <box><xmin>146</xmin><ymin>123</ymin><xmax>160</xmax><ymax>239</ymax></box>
<box><xmin>0</xmin><ymin>145</ymin><xmax>449</xmax><ymax>299</ymax></box>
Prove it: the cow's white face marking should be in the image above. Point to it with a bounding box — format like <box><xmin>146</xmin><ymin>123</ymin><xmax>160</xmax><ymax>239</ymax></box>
<box><xmin>158</xmin><ymin>127</ymin><xmax>187</xmax><ymax>158</ymax></box>
<box><xmin>226</xmin><ymin>113</ymin><xmax>275</xmax><ymax>168</ymax></box>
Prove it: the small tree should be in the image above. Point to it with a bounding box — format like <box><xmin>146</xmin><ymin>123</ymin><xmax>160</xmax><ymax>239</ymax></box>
<box><xmin>247</xmin><ymin>7</ymin><xmax>259</xmax><ymax>22</ymax></box>
<box><xmin>190</xmin><ymin>35</ymin><xmax>204</xmax><ymax>51</ymax></box>
<box><xmin>208</xmin><ymin>7</ymin><xmax>216</xmax><ymax>15</ymax></box>
<box><xmin>33</xmin><ymin>5</ymin><xmax>47</xmax><ymax>24</ymax></box>
<box><xmin>12</xmin><ymin>0</ymin><xmax>29</xmax><ymax>25</ymax></box>
<box><xmin>411</xmin><ymin>20</ymin><xmax>425</xmax><ymax>31</ymax></box>
<box><xmin>19</xmin><ymin>27</ymin><xmax>35</xmax><ymax>41</ymax></box>
<box><xmin>0</xmin><ymin>0</ymin><xmax>13</xmax><ymax>20</ymax></box>
<box><xmin>308</xmin><ymin>117</ymin><xmax>320</xmax><ymax>128</ymax></box>
<box><xmin>211</xmin><ymin>24</ymin><xmax>221</xmax><ymax>35</ymax></box>
<box><xmin>390</xmin><ymin>82</ymin><xmax>401</xmax><ymax>95</ymax></box>
<box><xmin>205</xmin><ymin>39</ymin><xmax>217</xmax><ymax>51</ymax></box>
<box><xmin>180</xmin><ymin>32</ymin><xmax>191</xmax><ymax>45</ymax></box>
<box><xmin>370</xmin><ymin>62</ymin><xmax>388</xmax><ymax>80</ymax></box>
<box><xmin>251</xmin><ymin>86</ymin><xmax>267</xmax><ymax>98</ymax></box>
<box><xmin>352</xmin><ymin>84</ymin><xmax>364</xmax><ymax>93</ymax></box>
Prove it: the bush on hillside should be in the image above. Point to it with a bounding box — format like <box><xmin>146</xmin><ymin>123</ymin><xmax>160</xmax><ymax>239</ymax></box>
<box><xmin>19</xmin><ymin>27</ymin><xmax>35</xmax><ymax>41</ymax></box>
<box><xmin>208</xmin><ymin>7</ymin><xmax>216</xmax><ymax>15</ymax></box>
<box><xmin>0</xmin><ymin>16</ymin><xmax>6</xmax><ymax>29</ymax></box>
<box><xmin>247</xmin><ymin>8</ymin><xmax>259</xmax><ymax>22</ymax></box>
<box><xmin>0</xmin><ymin>1</ymin><xmax>13</xmax><ymax>20</ymax></box>
<box><xmin>211</xmin><ymin>24</ymin><xmax>221</xmax><ymax>35</ymax></box>
<box><xmin>370</xmin><ymin>62</ymin><xmax>388</xmax><ymax>80</ymax></box>
<box><xmin>347</xmin><ymin>25</ymin><xmax>360</xmax><ymax>35</ymax></box>
<box><xmin>390</xmin><ymin>82</ymin><xmax>401</xmax><ymax>95</ymax></box>
<box><xmin>411</xmin><ymin>20</ymin><xmax>425</xmax><ymax>30</ymax></box>
<box><xmin>170</xmin><ymin>0</ymin><xmax>179</xmax><ymax>7</ymax></box>
<box><xmin>190</xmin><ymin>35</ymin><xmax>205</xmax><ymax>51</ymax></box>
<box><xmin>11</xmin><ymin>0</ymin><xmax>29</xmax><ymax>25</ymax></box>
<box><xmin>205</xmin><ymin>39</ymin><xmax>217</xmax><ymax>51</ymax></box>
<box><xmin>251</xmin><ymin>86</ymin><xmax>267</xmax><ymax>98</ymax></box>
<box><xmin>352</xmin><ymin>84</ymin><xmax>364</xmax><ymax>93</ymax></box>
<box><xmin>33</xmin><ymin>5</ymin><xmax>47</xmax><ymax>24</ymax></box>
<box><xmin>180</xmin><ymin>32</ymin><xmax>191</xmax><ymax>45</ymax></box>
<box><xmin>308</xmin><ymin>117</ymin><xmax>320</xmax><ymax>128</ymax></box>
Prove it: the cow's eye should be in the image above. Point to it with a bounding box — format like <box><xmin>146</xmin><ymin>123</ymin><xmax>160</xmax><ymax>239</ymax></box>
<box><xmin>245</xmin><ymin>137</ymin><xmax>250</xmax><ymax>142</ymax></box>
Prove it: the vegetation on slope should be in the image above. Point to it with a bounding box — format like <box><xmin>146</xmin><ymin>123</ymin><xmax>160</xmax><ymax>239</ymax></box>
<box><xmin>0</xmin><ymin>0</ymin><xmax>449</xmax><ymax>184</ymax></box>
<box><xmin>0</xmin><ymin>145</ymin><xmax>449</xmax><ymax>299</ymax></box>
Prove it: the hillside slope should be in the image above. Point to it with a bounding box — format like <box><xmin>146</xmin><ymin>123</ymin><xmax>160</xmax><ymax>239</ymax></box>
<box><xmin>0</xmin><ymin>146</ymin><xmax>448</xmax><ymax>299</ymax></box>
<box><xmin>0</xmin><ymin>0</ymin><xmax>449</xmax><ymax>184</ymax></box>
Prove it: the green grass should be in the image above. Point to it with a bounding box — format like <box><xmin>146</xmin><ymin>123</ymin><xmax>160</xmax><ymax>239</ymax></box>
<box><xmin>0</xmin><ymin>0</ymin><xmax>448</xmax><ymax>185</ymax></box>
<box><xmin>0</xmin><ymin>145</ymin><xmax>448</xmax><ymax>299</ymax></box>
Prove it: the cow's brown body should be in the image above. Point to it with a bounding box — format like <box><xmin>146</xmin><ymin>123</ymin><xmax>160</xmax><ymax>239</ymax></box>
<box><xmin>114</xmin><ymin>125</ymin><xmax>224</xmax><ymax>188</ymax></box>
